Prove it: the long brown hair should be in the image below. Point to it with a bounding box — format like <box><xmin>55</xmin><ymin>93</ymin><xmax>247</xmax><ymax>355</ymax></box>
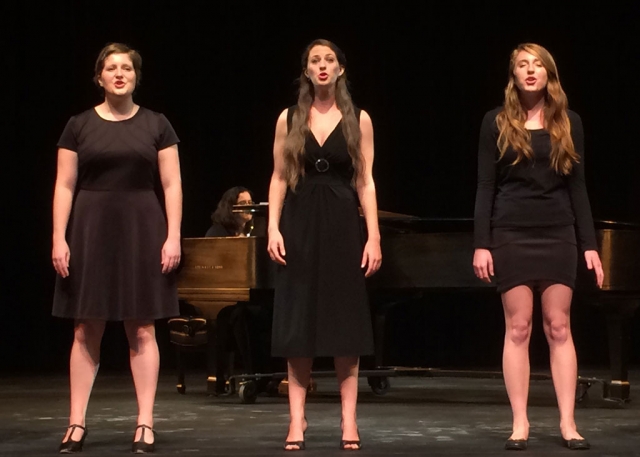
<box><xmin>283</xmin><ymin>39</ymin><xmax>362</xmax><ymax>189</ymax></box>
<box><xmin>496</xmin><ymin>43</ymin><xmax>579</xmax><ymax>175</ymax></box>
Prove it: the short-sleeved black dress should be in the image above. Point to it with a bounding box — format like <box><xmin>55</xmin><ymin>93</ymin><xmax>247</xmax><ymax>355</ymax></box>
<box><xmin>52</xmin><ymin>107</ymin><xmax>180</xmax><ymax>320</ymax></box>
<box><xmin>271</xmin><ymin>107</ymin><xmax>374</xmax><ymax>358</ymax></box>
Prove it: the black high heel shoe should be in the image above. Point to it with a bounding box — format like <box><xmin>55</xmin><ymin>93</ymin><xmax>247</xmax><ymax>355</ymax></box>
<box><xmin>283</xmin><ymin>418</ymin><xmax>307</xmax><ymax>451</ymax></box>
<box><xmin>339</xmin><ymin>437</ymin><xmax>362</xmax><ymax>451</ymax></box>
<box><xmin>59</xmin><ymin>424</ymin><xmax>88</xmax><ymax>454</ymax></box>
<box><xmin>339</xmin><ymin>421</ymin><xmax>362</xmax><ymax>451</ymax></box>
<box><xmin>132</xmin><ymin>424</ymin><xmax>156</xmax><ymax>454</ymax></box>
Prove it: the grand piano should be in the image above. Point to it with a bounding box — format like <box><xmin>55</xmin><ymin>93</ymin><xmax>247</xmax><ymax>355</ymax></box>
<box><xmin>176</xmin><ymin>209</ymin><xmax>640</xmax><ymax>403</ymax></box>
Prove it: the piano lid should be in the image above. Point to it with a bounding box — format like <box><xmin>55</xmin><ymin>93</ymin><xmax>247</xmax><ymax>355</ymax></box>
<box><xmin>231</xmin><ymin>201</ymin><xmax>640</xmax><ymax>234</ymax></box>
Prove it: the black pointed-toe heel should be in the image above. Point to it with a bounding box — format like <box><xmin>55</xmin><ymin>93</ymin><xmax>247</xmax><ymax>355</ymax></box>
<box><xmin>59</xmin><ymin>424</ymin><xmax>88</xmax><ymax>454</ymax></box>
<box><xmin>132</xmin><ymin>424</ymin><xmax>156</xmax><ymax>454</ymax></box>
<box><xmin>563</xmin><ymin>438</ymin><xmax>590</xmax><ymax>450</ymax></box>
<box><xmin>504</xmin><ymin>438</ymin><xmax>528</xmax><ymax>450</ymax></box>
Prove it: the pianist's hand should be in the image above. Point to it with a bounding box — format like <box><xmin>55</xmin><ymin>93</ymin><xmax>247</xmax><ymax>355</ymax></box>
<box><xmin>361</xmin><ymin>239</ymin><xmax>382</xmax><ymax>277</ymax></box>
<box><xmin>473</xmin><ymin>248</ymin><xmax>494</xmax><ymax>283</ymax></box>
<box><xmin>161</xmin><ymin>237</ymin><xmax>181</xmax><ymax>274</ymax></box>
<box><xmin>268</xmin><ymin>229</ymin><xmax>287</xmax><ymax>265</ymax></box>
<box><xmin>584</xmin><ymin>250</ymin><xmax>604</xmax><ymax>288</ymax></box>
<box><xmin>52</xmin><ymin>239</ymin><xmax>71</xmax><ymax>278</ymax></box>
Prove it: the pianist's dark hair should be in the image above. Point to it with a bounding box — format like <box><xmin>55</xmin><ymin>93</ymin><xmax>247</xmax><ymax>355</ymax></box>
<box><xmin>211</xmin><ymin>186</ymin><xmax>253</xmax><ymax>235</ymax></box>
<box><xmin>284</xmin><ymin>39</ymin><xmax>363</xmax><ymax>190</ymax></box>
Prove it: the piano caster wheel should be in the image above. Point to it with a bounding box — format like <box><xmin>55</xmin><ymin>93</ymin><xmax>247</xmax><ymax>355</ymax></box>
<box><xmin>265</xmin><ymin>379</ymin><xmax>281</xmax><ymax>396</ymax></box>
<box><xmin>368</xmin><ymin>376</ymin><xmax>390</xmax><ymax>395</ymax></box>
<box><xmin>575</xmin><ymin>382</ymin><xmax>591</xmax><ymax>404</ymax></box>
<box><xmin>176</xmin><ymin>384</ymin><xmax>186</xmax><ymax>395</ymax></box>
<box><xmin>238</xmin><ymin>380</ymin><xmax>258</xmax><ymax>404</ymax></box>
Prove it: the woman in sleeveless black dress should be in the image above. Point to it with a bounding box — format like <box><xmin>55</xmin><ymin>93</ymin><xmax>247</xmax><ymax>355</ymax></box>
<box><xmin>473</xmin><ymin>43</ymin><xmax>604</xmax><ymax>451</ymax></box>
<box><xmin>268</xmin><ymin>39</ymin><xmax>381</xmax><ymax>451</ymax></box>
<box><xmin>52</xmin><ymin>43</ymin><xmax>182</xmax><ymax>454</ymax></box>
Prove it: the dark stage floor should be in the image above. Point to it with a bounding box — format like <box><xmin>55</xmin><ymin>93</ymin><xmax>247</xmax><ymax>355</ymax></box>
<box><xmin>1</xmin><ymin>368</ymin><xmax>639</xmax><ymax>456</ymax></box>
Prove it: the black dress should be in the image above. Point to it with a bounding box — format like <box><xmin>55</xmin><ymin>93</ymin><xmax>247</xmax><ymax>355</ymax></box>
<box><xmin>474</xmin><ymin>108</ymin><xmax>598</xmax><ymax>293</ymax></box>
<box><xmin>271</xmin><ymin>107</ymin><xmax>374</xmax><ymax>357</ymax></box>
<box><xmin>205</xmin><ymin>222</ymin><xmax>235</xmax><ymax>237</ymax></box>
<box><xmin>52</xmin><ymin>107</ymin><xmax>180</xmax><ymax>320</ymax></box>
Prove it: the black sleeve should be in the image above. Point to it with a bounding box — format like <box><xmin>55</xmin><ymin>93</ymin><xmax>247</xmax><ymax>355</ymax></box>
<box><xmin>567</xmin><ymin>112</ymin><xmax>598</xmax><ymax>251</ymax></box>
<box><xmin>473</xmin><ymin>111</ymin><xmax>498</xmax><ymax>248</ymax></box>
<box><xmin>57</xmin><ymin>116</ymin><xmax>78</xmax><ymax>152</ymax></box>
<box><xmin>156</xmin><ymin>113</ymin><xmax>180</xmax><ymax>150</ymax></box>
<box><xmin>205</xmin><ymin>223</ymin><xmax>233</xmax><ymax>237</ymax></box>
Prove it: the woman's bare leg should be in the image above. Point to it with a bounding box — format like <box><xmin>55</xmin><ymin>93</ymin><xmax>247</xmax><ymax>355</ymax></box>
<box><xmin>63</xmin><ymin>319</ymin><xmax>106</xmax><ymax>442</ymax></box>
<box><xmin>285</xmin><ymin>357</ymin><xmax>312</xmax><ymax>449</ymax></box>
<box><xmin>501</xmin><ymin>285</ymin><xmax>535</xmax><ymax>440</ymax></box>
<box><xmin>124</xmin><ymin>320</ymin><xmax>159</xmax><ymax>444</ymax></box>
<box><xmin>335</xmin><ymin>356</ymin><xmax>360</xmax><ymax>449</ymax></box>
<box><xmin>540</xmin><ymin>283</ymin><xmax>584</xmax><ymax>441</ymax></box>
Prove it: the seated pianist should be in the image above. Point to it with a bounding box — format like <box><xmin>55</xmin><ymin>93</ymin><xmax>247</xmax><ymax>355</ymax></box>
<box><xmin>205</xmin><ymin>186</ymin><xmax>255</xmax><ymax>237</ymax></box>
<box><xmin>201</xmin><ymin>186</ymin><xmax>274</xmax><ymax>393</ymax></box>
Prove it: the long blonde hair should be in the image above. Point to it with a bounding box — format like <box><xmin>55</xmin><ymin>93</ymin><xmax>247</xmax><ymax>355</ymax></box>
<box><xmin>496</xmin><ymin>43</ymin><xmax>579</xmax><ymax>175</ymax></box>
<box><xmin>283</xmin><ymin>39</ymin><xmax>362</xmax><ymax>190</ymax></box>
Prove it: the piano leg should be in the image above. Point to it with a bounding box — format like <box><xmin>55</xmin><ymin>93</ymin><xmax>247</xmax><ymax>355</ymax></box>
<box><xmin>206</xmin><ymin>318</ymin><xmax>222</xmax><ymax>395</ymax></box>
<box><xmin>600</xmin><ymin>296</ymin><xmax>639</xmax><ymax>403</ymax></box>
<box><xmin>176</xmin><ymin>349</ymin><xmax>186</xmax><ymax>394</ymax></box>
<box><xmin>373</xmin><ymin>309</ymin><xmax>387</xmax><ymax>368</ymax></box>
<box><xmin>232</xmin><ymin>303</ymin><xmax>255</xmax><ymax>375</ymax></box>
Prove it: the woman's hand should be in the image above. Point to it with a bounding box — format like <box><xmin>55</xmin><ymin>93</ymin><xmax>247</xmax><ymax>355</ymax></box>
<box><xmin>361</xmin><ymin>239</ymin><xmax>382</xmax><ymax>277</ymax></box>
<box><xmin>584</xmin><ymin>250</ymin><xmax>604</xmax><ymax>288</ymax></box>
<box><xmin>473</xmin><ymin>248</ymin><xmax>494</xmax><ymax>283</ymax></box>
<box><xmin>268</xmin><ymin>229</ymin><xmax>287</xmax><ymax>265</ymax></box>
<box><xmin>161</xmin><ymin>237</ymin><xmax>181</xmax><ymax>274</ymax></box>
<box><xmin>52</xmin><ymin>239</ymin><xmax>71</xmax><ymax>278</ymax></box>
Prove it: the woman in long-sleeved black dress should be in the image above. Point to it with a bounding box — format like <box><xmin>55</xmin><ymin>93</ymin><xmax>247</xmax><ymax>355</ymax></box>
<box><xmin>473</xmin><ymin>43</ymin><xmax>604</xmax><ymax>451</ymax></box>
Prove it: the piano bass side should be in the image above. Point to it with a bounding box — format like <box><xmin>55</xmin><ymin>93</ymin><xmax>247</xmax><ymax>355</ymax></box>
<box><xmin>177</xmin><ymin>236</ymin><xmax>275</xmax><ymax>318</ymax></box>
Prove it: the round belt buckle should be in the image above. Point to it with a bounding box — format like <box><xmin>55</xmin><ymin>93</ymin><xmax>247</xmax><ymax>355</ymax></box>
<box><xmin>315</xmin><ymin>158</ymin><xmax>330</xmax><ymax>172</ymax></box>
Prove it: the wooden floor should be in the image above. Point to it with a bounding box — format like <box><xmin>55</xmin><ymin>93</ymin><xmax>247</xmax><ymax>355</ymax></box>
<box><xmin>1</xmin><ymin>368</ymin><xmax>639</xmax><ymax>456</ymax></box>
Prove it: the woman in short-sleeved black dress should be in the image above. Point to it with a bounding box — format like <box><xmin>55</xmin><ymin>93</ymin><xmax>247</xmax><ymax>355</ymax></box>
<box><xmin>52</xmin><ymin>43</ymin><xmax>182</xmax><ymax>454</ymax></box>
<box><xmin>473</xmin><ymin>43</ymin><xmax>604</xmax><ymax>451</ymax></box>
<box><xmin>267</xmin><ymin>39</ymin><xmax>381</xmax><ymax>451</ymax></box>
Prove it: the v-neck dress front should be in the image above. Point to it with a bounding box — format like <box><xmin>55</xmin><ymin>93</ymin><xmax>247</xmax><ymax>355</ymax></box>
<box><xmin>271</xmin><ymin>106</ymin><xmax>374</xmax><ymax>357</ymax></box>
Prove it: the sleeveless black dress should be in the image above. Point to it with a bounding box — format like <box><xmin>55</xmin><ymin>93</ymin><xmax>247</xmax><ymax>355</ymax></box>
<box><xmin>52</xmin><ymin>107</ymin><xmax>180</xmax><ymax>321</ymax></box>
<box><xmin>271</xmin><ymin>107</ymin><xmax>374</xmax><ymax>358</ymax></box>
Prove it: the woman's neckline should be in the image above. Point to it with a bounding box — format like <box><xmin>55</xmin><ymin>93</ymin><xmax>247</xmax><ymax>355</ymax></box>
<box><xmin>93</xmin><ymin>105</ymin><xmax>141</xmax><ymax>123</ymax></box>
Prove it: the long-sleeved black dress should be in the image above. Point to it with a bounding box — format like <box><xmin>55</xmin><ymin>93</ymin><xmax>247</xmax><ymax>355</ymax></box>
<box><xmin>473</xmin><ymin>107</ymin><xmax>597</xmax><ymax>293</ymax></box>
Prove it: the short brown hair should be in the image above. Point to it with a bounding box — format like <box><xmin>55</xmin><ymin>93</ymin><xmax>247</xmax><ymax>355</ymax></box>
<box><xmin>93</xmin><ymin>43</ymin><xmax>142</xmax><ymax>88</ymax></box>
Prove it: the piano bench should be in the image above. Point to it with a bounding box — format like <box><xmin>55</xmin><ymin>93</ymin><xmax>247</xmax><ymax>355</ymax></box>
<box><xmin>168</xmin><ymin>317</ymin><xmax>208</xmax><ymax>346</ymax></box>
<box><xmin>168</xmin><ymin>317</ymin><xmax>209</xmax><ymax>394</ymax></box>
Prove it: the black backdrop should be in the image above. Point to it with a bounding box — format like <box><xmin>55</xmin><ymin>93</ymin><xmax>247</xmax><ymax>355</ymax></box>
<box><xmin>3</xmin><ymin>1</ymin><xmax>639</xmax><ymax>373</ymax></box>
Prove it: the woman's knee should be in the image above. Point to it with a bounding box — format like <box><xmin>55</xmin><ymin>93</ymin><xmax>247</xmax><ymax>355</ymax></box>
<box><xmin>73</xmin><ymin>320</ymin><xmax>105</xmax><ymax>345</ymax></box>
<box><xmin>506</xmin><ymin>320</ymin><xmax>532</xmax><ymax>345</ymax></box>
<box><xmin>544</xmin><ymin>318</ymin><xmax>571</xmax><ymax>344</ymax></box>
<box><xmin>124</xmin><ymin>322</ymin><xmax>156</xmax><ymax>348</ymax></box>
